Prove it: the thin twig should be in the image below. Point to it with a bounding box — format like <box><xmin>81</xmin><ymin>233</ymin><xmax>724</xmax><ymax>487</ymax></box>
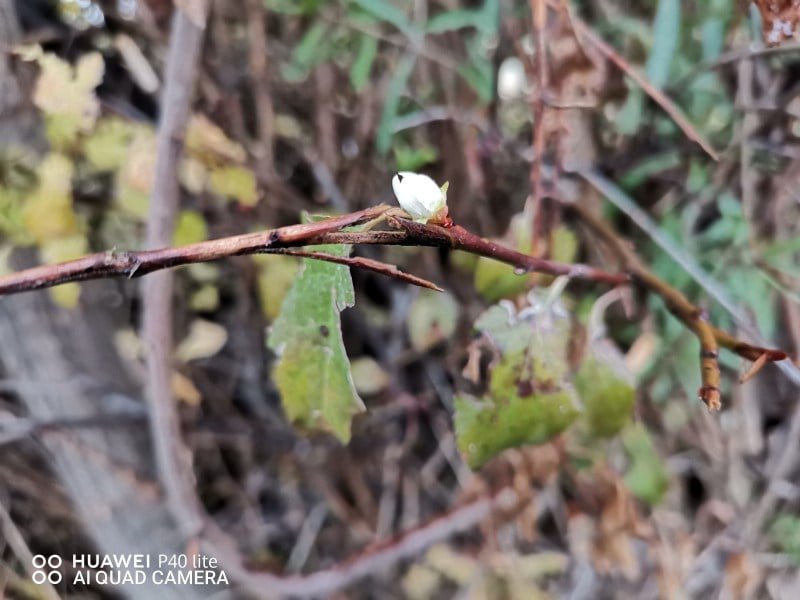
<box><xmin>0</xmin><ymin>413</ymin><xmax>146</xmax><ymax>447</ymax></box>
<box><xmin>263</xmin><ymin>248</ymin><xmax>444</xmax><ymax>291</ymax></box>
<box><xmin>737</xmin><ymin>52</ymin><xmax>759</xmax><ymax>241</ymax></box>
<box><xmin>141</xmin><ymin>2</ymin><xmax>209</xmax><ymax>541</ymax></box>
<box><xmin>568</xmin><ymin>12</ymin><xmax>719</xmax><ymax>161</ymax></box>
<box><xmin>529</xmin><ymin>0</ymin><xmax>549</xmax><ymax>252</ymax></box>
<box><xmin>245</xmin><ymin>0</ymin><xmax>275</xmax><ymax>178</ymax></box>
<box><xmin>567</xmin><ymin>200</ymin><xmax>784</xmax><ymax>409</ymax></box>
<box><xmin>201</xmin><ymin>487</ymin><xmax>521</xmax><ymax>598</ymax></box>
<box><xmin>672</xmin><ymin>40</ymin><xmax>800</xmax><ymax>89</ymax></box>
<box><xmin>577</xmin><ymin>168</ymin><xmax>795</xmax><ymax>371</ymax></box>
<box><xmin>0</xmin><ymin>500</ymin><xmax>62</xmax><ymax>600</ymax></box>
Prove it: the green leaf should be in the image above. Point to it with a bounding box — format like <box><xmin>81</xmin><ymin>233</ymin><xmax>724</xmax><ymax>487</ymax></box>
<box><xmin>455</xmin><ymin>390</ymin><xmax>578</xmax><ymax>468</ymax></box>
<box><xmin>393</xmin><ymin>142</ymin><xmax>438</xmax><ymax>172</ymax></box>
<box><xmin>350</xmin><ymin>0</ymin><xmax>413</xmax><ymax>37</ymax></box>
<box><xmin>426</xmin><ymin>9</ymin><xmax>482</xmax><ymax>33</ymax></box>
<box><xmin>724</xmin><ymin>264</ymin><xmax>776</xmax><ymax>339</ymax></box>
<box><xmin>621</xmin><ymin>423</ymin><xmax>669</xmax><ymax>505</ymax></box>
<box><xmin>265</xmin><ymin>0</ymin><xmax>323</xmax><ymax>15</ymax></box>
<box><xmin>459</xmin><ymin>38</ymin><xmax>495</xmax><ymax>102</ymax></box>
<box><xmin>350</xmin><ymin>35</ymin><xmax>378</xmax><ymax>92</ymax></box>
<box><xmin>457</xmin><ymin>59</ymin><xmax>493</xmax><ymax>103</ymax></box>
<box><xmin>616</xmin><ymin>86</ymin><xmax>644</xmax><ymax>135</ymax></box>
<box><xmin>574</xmin><ymin>340</ymin><xmax>636</xmax><ymax>438</ymax></box>
<box><xmin>646</xmin><ymin>0</ymin><xmax>681</xmax><ymax>88</ymax></box>
<box><xmin>619</xmin><ymin>151</ymin><xmax>682</xmax><ymax>189</ymax></box>
<box><xmin>474</xmin><ymin>211</ymin><xmax>533</xmax><ymax>301</ymax></box>
<box><xmin>769</xmin><ymin>514</ymin><xmax>800</xmax><ymax>564</ymax></box>
<box><xmin>190</xmin><ymin>284</ymin><xmax>220</xmax><ymax>312</ymax></box>
<box><xmin>474</xmin><ymin>258</ymin><xmax>529</xmax><ymax>302</ymax></box>
<box><xmin>551</xmin><ymin>225</ymin><xmax>578</xmax><ymax>264</ymax></box>
<box><xmin>455</xmin><ymin>295</ymin><xmax>579</xmax><ymax>468</ymax></box>
<box><xmin>254</xmin><ymin>254</ymin><xmax>300</xmax><ymax>320</ymax></box>
<box><xmin>267</xmin><ymin>239</ymin><xmax>364</xmax><ymax>442</ymax></box>
<box><xmin>282</xmin><ymin>23</ymin><xmax>331</xmax><ymax>82</ymax></box>
<box><xmin>49</xmin><ymin>283</ymin><xmax>81</xmax><ymax>308</ymax></box>
<box><xmin>762</xmin><ymin>236</ymin><xmax>800</xmax><ymax>261</ymax></box>
<box><xmin>376</xmin><ymin>53</ymin><xmax>416</xmax><ymax>154</ymax></box>
<box><xmin>701</xmin><ymin>18</ymin><xmax>725</xmax><ymax>61</ymax></box>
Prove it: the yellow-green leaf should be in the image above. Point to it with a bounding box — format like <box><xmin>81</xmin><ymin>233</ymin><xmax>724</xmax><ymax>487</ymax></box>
<box><xmin>173</xmin><ymin>210</ymin><xmax>208</xmax><ymax>246</ymax></box>
<box><xmin>115</xmin><ymin>127</ymin><xmax>156</xmax><ymax>217</ymax></box>
<box><xmin>39</xmin><ymin>234</ymin><xmax>88</xmax><ymax>264</ymax></box>
<box><xmin>474</xmin><ymin>257</ymin><xmax>529</xmax><ymax>302</ymax></box>
<box><xmin>267</xmin><ymin>239</ymin><xmax>364</xmax><ymax>442</ymax></box>
<box><xmin>574</xmin><ymin>340</ymin><xmax>636</xmax><ymax>438</ymax></box>
<box><xmin>474</xmin><ymin>209</ymin><xmax>532</xmax><ymax>301</ymax></box>
<box><xmin>22</xmin><ymin>154</ymin><xmax>78</xmax><ymax>242</ymax></box>
<box><xmin>351</xmin><ymin>357</ymin><xmax>389</xmax><ymax>396</ymax></box>
<box><xmin>208</xmin><ymin>165</ymin><xmax>258</xmax><ymax>206</ymax></box>
<box><xmin>33</xmin><ymin>52</ymin><xmax>104</xmax><ymax>146</ymax></box>
<box><xmin>85</xmin><ymin>117</ymin><xmax>134</xmax><ymax>171</ymax></box>
<box><xmin>456</xmin><ymin>389</ymin><xmax>578</xmax><ymax>469</ymax></box>
<box><xmin>407</xmin><ymin>290</ymin><xmax>458</xmax><ymax>352</ymax></box>
<box><xmin>185</xmin><ymin>114</ymin><xmax>247</xmax><ymax>164</ymax></box>
<box><xmin>455</xmin><ymin>294</ymin><xmax>578</xmax><ymax>468</ymax></box>
<box><xmin>41</xmin><ymin>235</ymin><xmax>86</xmax><ymax>306</ymax></box>
<box><xmin>622</xmin><ymin>423</ymin><xmax>669</xmax><ymax>505</ymax></box>
<box><xmin>255</xmin><ymin>254</ymin><xmax>299</xmax><ymax>320</ymax></box>
<box><xmin>49</xmin><ymin>282</ymin><xmax>81</xmax><ymax>308</ymax></box>
<box><xmin>190</xmin><ymin>284</ymin><xmax>220</xmax><ymax>312</ymax></box>
<box><xmin>74</xmin><ymin>52</ymin><xmax>105</xmax><ymax>90</ymax></box>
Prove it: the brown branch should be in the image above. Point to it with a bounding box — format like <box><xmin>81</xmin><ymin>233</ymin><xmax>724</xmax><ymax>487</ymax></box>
<box><xmin>568</xmin><ymin>201</ymin><xmax>786</xmax><ymax>409</ymax></box>
<box><xmin>0</xmin><ymin>205</ymin><xmax>392</xmax><ymax>294</ymax></box>
<box><xmin>0</xmin><ymin>201</ymin><xmax>787</xmax><ymax>409</ymax></box>
<box><xmin>388</xmin><ymin>218</ymin><xmax>629</xmax><ymax>285</ymax></box>
<box><xmin>0</xmin><ymin>205</ymin><xmax>626</xmax><ymax>294</ymax></box>
<box><xmin>142</xmin><ymin>2</ymin><xmax>208</xmax><ymax>542</ymax></box>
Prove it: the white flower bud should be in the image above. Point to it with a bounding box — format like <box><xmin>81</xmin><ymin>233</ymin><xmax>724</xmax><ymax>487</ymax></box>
<box><xmin>391</xmin><ymin>172</ymin><xmax>447</xmax><ymax>223</ymax></box>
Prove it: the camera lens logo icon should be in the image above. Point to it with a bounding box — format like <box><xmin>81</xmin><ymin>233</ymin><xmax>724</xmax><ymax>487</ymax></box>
<box><xmin>32</xmin><ymin>555</ymin><xmax>63</xmax><ymax>585</ymax></box>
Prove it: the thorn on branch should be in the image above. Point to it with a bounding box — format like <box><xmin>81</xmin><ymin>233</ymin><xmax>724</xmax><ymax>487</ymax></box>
<box><xmin>739</xmin><ymin>352</ymin><xmax>769</xmax><ymax>384</ymax></box>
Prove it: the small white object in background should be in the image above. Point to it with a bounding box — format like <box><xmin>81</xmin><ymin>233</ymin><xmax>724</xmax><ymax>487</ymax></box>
<box><xmin>391</xmin><ymin>171</ymin><xmax>449</xmax><ymax>224</ymax></box>
<box><xmin>497</xmin><ymin>56</ymin><xmax>527</xmax><ymax>100</ymax></box>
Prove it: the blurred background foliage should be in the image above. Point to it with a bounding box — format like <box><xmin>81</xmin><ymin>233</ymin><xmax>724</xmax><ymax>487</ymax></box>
<box><xmin>1</xmin><ymin>0</ymin><xmax>800</xmax><ymax>597</ymax></box>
